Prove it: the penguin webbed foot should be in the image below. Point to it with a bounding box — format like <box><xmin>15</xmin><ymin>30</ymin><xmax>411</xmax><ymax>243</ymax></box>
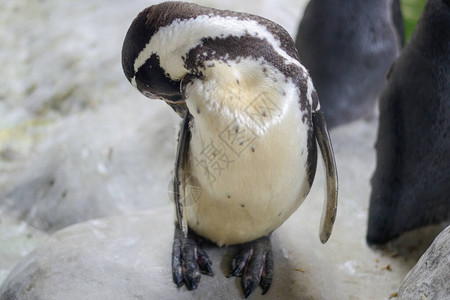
<box><xmin>172</xmin><ymin>226</ymin><xmax>214</xmax><ymax>290</ymax></box>
<box><xmin>230</xmin><ymin>236</ymin><xmax>274</xmax><ymax>298</ymax></box>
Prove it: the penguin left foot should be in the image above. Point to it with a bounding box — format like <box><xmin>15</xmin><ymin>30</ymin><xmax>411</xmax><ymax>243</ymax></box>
<box><xmin>230</xmin><ymin>235</ymin><xmax>274</xmax><ymax>298</ymax></box>
<box><xmin>172</xmin><ymin>226</ymin><xmax>214</xmax><ymax>290</ymax></box>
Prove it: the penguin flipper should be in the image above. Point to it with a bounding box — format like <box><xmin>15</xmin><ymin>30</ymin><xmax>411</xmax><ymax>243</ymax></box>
<box><xmin>173</xmin><ymin>113</ymin><xmax>191</xmax><ymax>238</ymax></box>
<box><xmin>313</xmin><ymin>109</ymin><xmax>338</xmax><ymax>243</ymax></box>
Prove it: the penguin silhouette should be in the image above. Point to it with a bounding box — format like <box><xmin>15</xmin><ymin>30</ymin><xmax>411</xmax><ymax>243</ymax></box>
<box><xmin>295</xmin><ymin>0</ymin><xmax>404</xmax><ymax>128</ymax></box>
<box><xmin>121</xmin><ymin>2</ymin><xmax>339</xmax><ymax>295</ymax></box>
<box><xmin>367</xmin><ymin>0</ymin><xmax>450</xmax><ymax>245</ymax></box>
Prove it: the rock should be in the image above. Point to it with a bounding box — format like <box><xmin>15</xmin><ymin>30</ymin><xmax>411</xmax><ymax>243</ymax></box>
<box><xmin>0</xmin><ymin>214</ymin><xmax>48</xmax><ymax>285</ymax></box>
<box><xmin>0</xmin><ymin>116</ymin><xmax>423</xmax><ymax>299</ymax></box>
<box><xmin>0</xmin><ymin>99</ymin><xmax>178</xmax><ymax>233</ymax></box>
<box><xmin>0</xmin><ymin>207</ymin><xmax>301</xmax><ymax>300</ymax></box>
<box><xmin>0</xmin><ymin>0</ymin><xmax>150</xmax><ymax>117</ymax></box>
<box><xmin>398</xmin><ymin>225</ymin><xmax>450</xmax><ymax>299</ymax></box>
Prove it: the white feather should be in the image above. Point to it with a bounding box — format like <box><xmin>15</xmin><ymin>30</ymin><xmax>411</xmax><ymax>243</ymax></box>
<box><xmin>180</xmin><ymin>58</ymin><xmax>312</xmax><ymax>246</ymax></box>
<box><xmin>133</xmin><ymin>15</ymin><xmax>304</xmax><ymax>80</ymax></box>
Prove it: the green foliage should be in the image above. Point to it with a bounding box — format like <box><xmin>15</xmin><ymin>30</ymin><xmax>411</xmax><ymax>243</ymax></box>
<box><xmin>401</xmin><ymin>0</ymin><xmax>427</xmax><ymax>41</ymax></box>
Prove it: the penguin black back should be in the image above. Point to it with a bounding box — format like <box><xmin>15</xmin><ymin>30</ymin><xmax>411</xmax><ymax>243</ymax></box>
<box><xmin>295</xmin><ymin>0</ymin><xmax>404</xmax><ymax>128</ymax></box>
<box><xmin>367</xmin><ymin>0</ymin><xmax>450</xmax><ymax>245</ymax></box>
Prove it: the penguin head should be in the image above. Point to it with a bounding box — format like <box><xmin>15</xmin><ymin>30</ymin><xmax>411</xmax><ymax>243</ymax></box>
<box><xmin>121</xmin><ymin>2</ymin><xmax>234</xmax><ymax>104</ymax></box>
<box><xmin>121</xmin><ymin>2</ymin><xmax>311</xmax><ymax>118</ymax></box>
<box><xmin>121</xmin><ymin>3</ymin><xmax>188</xmax><ymax>103</ymax></box>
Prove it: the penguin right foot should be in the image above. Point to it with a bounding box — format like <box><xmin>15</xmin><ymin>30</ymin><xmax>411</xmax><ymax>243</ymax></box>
<box><xmin>172</xmin><ymin>226</ymin><xmax>214</xmax><ymax>290</ymax></box>
<box><xmin>230</xmin><ymin>235</ymin><xmax>274</xmax><ymax>298</ymax></box>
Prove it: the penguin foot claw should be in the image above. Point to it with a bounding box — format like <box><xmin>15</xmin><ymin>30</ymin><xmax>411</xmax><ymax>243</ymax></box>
<box><xmin>172</xmin><ymin>226</ymin><xmax>213</xmax><ymax>290</ymax></box>
<box><xmin>230</xmin><ymin>235</ymin><xmax>274</xmax><ymax>298</ymax></box>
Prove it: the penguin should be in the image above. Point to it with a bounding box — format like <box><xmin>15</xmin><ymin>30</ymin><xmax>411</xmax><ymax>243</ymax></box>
<box><xmin>295</xmin><ymin>0</ymin><xmax>404</xmax><ymax>128</ymax></box>
<box><xmin>121</xmin><ymin>2</ymin><xmax>338</xmax><ymax>297</ymax></box>
<box><xmin>367</xmin><ymin>0</ymin><xmax>450</xmax><ymax>245</ymax></box>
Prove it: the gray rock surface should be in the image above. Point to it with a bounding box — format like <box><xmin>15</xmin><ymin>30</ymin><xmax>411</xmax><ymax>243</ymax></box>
<box><xmin>0</xmin><ymin>201</ymin><xmax>413</xmax><ymax>300</ymax></box>
<box><xmin>0</xmin><ymin>214</ymin><xmax>47</xmax><ymax>285</ymax></box>
<box><xmin>0</xmin><ymin>115</ymin><xmax>427</xmax><ymax>300</ymax></box>
<box><xmin>398</xmin><ymin>225</ymin><xmax>450</xmax><ymax>300</ymax></box>
<box><xmin>1</xmin><ymin>99</ymin><xmax>178</xmax><ymax>233</ymax></box>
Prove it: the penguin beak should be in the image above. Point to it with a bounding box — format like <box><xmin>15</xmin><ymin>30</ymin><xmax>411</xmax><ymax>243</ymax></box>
<box><xmin>141</xmin><ymin>90</ymin><xmax>184</xmax><ymax>104</ymax></box>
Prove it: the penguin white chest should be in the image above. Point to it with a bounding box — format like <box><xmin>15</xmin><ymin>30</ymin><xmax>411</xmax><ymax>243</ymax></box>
<box><xmin>182</xmin><ymin>79</ymin><xmax>312</xmax><ymax>246</ymax></box>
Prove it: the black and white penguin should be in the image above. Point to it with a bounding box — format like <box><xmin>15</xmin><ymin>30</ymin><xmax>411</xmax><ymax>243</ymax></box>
<box><xmin>121</xmin><ymin>2</ymin><xmax>338</xmax><ymax>297</ymax></box>
<box><xmin>295</xmin><ymin>0</ymin><xmax>404</xmax><ymax>128</ymax></box>
<box><xmin>367</xmin><ymin>0</ymin><xmax>450</xmax><ymax>245</ymax></box>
